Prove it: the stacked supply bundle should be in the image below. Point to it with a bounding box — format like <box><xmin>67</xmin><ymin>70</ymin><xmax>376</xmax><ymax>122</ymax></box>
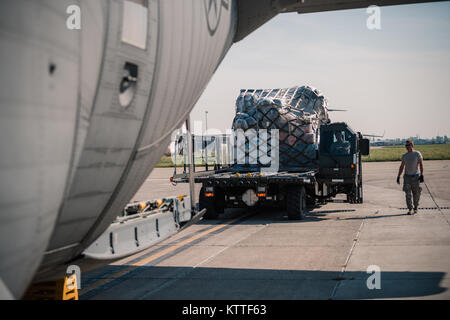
<box><xmin>232</xmin><ymin>85</ymin><xmax>330</xmax><ymax>171</ymax></box>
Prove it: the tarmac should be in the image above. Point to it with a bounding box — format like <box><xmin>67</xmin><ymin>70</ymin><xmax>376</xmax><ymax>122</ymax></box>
<box><xmin>80</xmin><ymin>160</ymin><xmax>450</xmax><ymax>300</ymax></box>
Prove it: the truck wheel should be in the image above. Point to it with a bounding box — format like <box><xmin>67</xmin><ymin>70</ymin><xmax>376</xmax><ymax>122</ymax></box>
<box><xmin>347</xmin><ymin>185</ymin><xmax>358</xmax><ymax>204</ymax></box>
<box><xmin>358</xmin><ymin>184</ymin><xmax>363</xmax><ymax>203</ymax></box>
<box><xmin>214</xmin><ymin>188</ymin><xmax>225</xmax><ymax>213</ymax></box>
<box><xmin>287</xmin><ymin>186</ymin><xmax>306</xmax><ymax>220</ymax></box>
<box><xmin>199</xmin><ymin>187</ymin><xmax>219</xmax><ymax>220</ymax></box>
<box><xmin>306</xmin><ymin>195</ymin><xmax>316</xmax><ymax>208</ymax></box>
<box><xmin>347</xmin><ymin>193</ymin><xmax>355</xmax><ymax>204</ymax></box>
<box><xmin>350</xmin><ymin>184</ymin><xmax>363</xmax><ymax>204</ymax></box>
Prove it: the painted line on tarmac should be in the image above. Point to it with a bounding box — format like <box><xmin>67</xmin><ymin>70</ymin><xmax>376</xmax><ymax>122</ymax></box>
<box><xmin>81</xmin><ymin>232</ymin><xmax>230</xmax><ymax>300</ymax></box>
<box><xmin>113</xmin><ymin>224</ymin><xmax>216</xmax><ymax>266</ymax></box>
<box><xmin>80</xmin><ymin>213</ymin><xmax>254</xmax><ymax>299</ymax></box>
<box><xmin>81</xmin><ymin>225</ymin><xmax>216</xmax><ymax>288</ymax></box>
<box><xmin>329</xmin><ymin>216</ymin><xmax>366</xmax><ymax>299</ymax></box>
<box><xmin>137</xmin><ymin>224</ymin><xmax>267</xmax><ymax>300</ymax></box>
<box><xmin>131</xmin><ymin>216</ymin><xmax>245</xmax><ymax>267</ymax></box>
<box><xmin>83</xmin><ymin>214</ymin><xmax>247</xmax><ymax>282</ymax></box>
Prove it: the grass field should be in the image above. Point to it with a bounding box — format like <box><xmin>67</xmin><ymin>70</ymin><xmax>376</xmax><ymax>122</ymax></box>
<box><xmin>156</xmin><ymin>155</ymin><xmax>177</xmax><ymax>168</ymax></box>
<box><xmin>156</xmin><ymin>144</ymin><xmax>450</xmax><ymax>167</ymax></box>
<box><xmin>362</xmin><ymin>144</ymin><xmax>450</xmax><ymax>162</ymax></box>
<box><xmin>156</xmin><ymin>154</ymin><xmax>218</xmax><ymax>168</ymax></box>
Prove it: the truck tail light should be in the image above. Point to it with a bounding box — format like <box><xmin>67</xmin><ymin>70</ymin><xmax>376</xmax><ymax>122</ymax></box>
<box><xmin>204</xmin><ymin>186</ymin><xmax>214</xmax><ymax>197</ymax></box>
<box><xmin>257</xmin><ymin>193</ymin><xmax>266</xmax><ymax>197</ymax></box>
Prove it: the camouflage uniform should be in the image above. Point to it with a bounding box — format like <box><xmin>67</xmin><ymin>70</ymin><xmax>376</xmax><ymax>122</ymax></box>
<box><xmin>402</xmin><ymin>150</ymin><xmax>423</xmax><ymax>210</ymax></box>
<box><xmin>403</xmin><ymin>175</ymin><xmax>421</xmax><ymax>210</ymax></box>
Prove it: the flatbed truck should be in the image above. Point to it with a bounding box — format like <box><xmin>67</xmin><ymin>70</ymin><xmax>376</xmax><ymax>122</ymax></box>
<box><xmin>172</xmin><ymin>122</ymin><xmax>370</xmax><ymax>220</ymax></box>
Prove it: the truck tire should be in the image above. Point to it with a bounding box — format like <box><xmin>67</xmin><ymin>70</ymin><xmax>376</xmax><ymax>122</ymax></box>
<box><xmin>199</xmin><ymin>187</ymin><xmax>219</xmax><ymax>220</ymax></box>
<box><xmin>347</xmin><ymin>190</ymin><xmax>355</xmax><ymax>203</ymax></box>
<box><xmin>348</xmin><ymin>183</ymin><xmax>363</xmax><ymax>204</ymax></box>
<box><xmin>347</xmin><ymin>184</ymin><xmax>359</xmax><ymax>204</ymax></box>
<box><xmin>214</xmin><ymin>188</ymin><xmax>225</xmax><ymax>213</ymax></box>
<box><xmin>287</xmin><ymin>186</ymin><xmax>306</xmax><ymax>220</ymax></box>
<box><xmin>357</xmin><ymin>184</ymin><xmax>363</xmax><ymax>203</ymax></box>
<box><xmin>306</xmin><ymin>194</ymin><xmax>316</xmax><ymax>208</ymax></box>
<box><xmin>346</xmin><ymin>193</ymin><xmax>353</xmax><ymax>203</ymax></box>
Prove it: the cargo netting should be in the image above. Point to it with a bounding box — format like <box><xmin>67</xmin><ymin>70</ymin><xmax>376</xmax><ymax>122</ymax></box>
<box><xmin>232</xmin><ymin>85</ymin><xmax>330</xmax><ymax>171</ymax></box>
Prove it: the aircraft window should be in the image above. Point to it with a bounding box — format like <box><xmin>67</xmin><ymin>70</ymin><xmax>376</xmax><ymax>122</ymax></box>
<box><xmin>122</xmin><ymin>0</ymin><xmax>148</xmax><ymax>50</ymax></box>
<box><xmin>119</xmin><ymin>62</ymin><xmax>138</xmax><ymax>108</ymax></box>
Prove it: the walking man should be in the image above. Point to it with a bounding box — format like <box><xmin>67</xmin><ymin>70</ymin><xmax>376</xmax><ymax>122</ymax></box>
<box><xmin>396</xmin><ymin>140</ymin><xmax>424</xmax><ymax>215</ymax></box>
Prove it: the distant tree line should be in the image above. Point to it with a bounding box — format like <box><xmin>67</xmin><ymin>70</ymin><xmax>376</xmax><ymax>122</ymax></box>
<box><xmin>371</xmin><ymin>136</ymin><xmax>449</xmax><ymax>146</ymax></box>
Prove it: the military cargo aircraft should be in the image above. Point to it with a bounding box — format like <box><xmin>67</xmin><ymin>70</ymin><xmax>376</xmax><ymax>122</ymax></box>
<box><xmin>0</xmin><ymin>0</ymin><xmax>443</xmax><ymax>299</ymax></box>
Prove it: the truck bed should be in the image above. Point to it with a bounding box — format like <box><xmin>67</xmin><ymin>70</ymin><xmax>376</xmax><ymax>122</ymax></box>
<box><xmin>194</xmin><ymin>169</ymin><xmax>318</xmax><ymax>186</ymax></box>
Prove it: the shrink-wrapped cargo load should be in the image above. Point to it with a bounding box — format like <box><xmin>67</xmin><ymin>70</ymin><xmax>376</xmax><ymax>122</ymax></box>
<box><xmin>232</xmin><ymin>85</ymin><xmax>330</xmax><ymax>171</ymax></box>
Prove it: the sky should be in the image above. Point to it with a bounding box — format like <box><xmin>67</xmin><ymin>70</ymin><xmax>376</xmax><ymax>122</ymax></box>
<box><xmin>190</xmin><ymin>1</ymin><xmax>450</xmax><ymax>139</ymax></box>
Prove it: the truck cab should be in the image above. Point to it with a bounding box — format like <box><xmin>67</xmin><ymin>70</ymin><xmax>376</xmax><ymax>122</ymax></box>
<box><xmin>317</xmin><ymin>122</ymin><xmax>370</xmax><ymax>203</ymax></box>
